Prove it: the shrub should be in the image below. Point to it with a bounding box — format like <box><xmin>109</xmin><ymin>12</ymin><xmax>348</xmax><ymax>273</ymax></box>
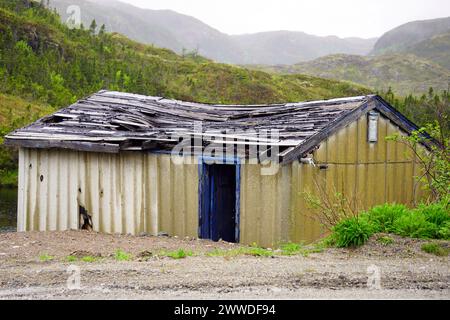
<box><xmin>438</xmin><ymin>221</ymin><xmax>450</xmax><ymax>240</ymax></box>
<box><xmin>415</xmin><ymin>202</ymin><xmax>450</xmax><ymax>227</ymax></box>
<box><xmin>392</xmin><ymin>211</ymin><xmax>439</xmax><ymax>239</ymax></box>
<box><xmin>332</xmin><ymin>216</ymin><xmax>374</xmax><ymax>247</ymax></box>
<box><xmin>365</xmin><ymin>203</ymin><xmax>410</xmax><ymax>232</ymax></box>
<box><xmin>328</xmin><ymin>200</ymin><xmax>449</xmax><ymax>248</ymax></box>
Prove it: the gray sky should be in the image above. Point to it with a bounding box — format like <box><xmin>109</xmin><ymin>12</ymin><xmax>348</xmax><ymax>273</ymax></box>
<box><xmin>117</xmin><ymin>0</ymin><xmax>450</xmax><ymax>38</ymax></box>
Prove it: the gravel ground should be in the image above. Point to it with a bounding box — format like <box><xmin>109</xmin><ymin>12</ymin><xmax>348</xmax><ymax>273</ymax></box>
<box><xmin>0</xmin><ymin>230</ymin><xmax>448</xmax><ymax>299</ymax></box>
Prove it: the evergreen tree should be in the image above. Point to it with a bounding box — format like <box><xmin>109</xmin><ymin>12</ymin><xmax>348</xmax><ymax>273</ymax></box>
<box><xmin>89</xmin><ymin>19</ymin><xmax>97</xmax><ymax>35</ymax></box>
<box><xmin>99</xmin><ymin>24</ymin><xmax>106</xmax><ymax>36</ymax></box>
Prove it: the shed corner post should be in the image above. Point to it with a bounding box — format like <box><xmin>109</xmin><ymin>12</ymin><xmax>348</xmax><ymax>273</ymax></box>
<box><xmin>17</xmin><ymin>147</ymin><xmax>27</xmax><ymax>232</ymax></box>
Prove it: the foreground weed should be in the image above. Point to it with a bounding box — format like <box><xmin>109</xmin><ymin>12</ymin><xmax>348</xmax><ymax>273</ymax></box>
<box><xmin>81</xmin><ymin>256</ymin><xmax>100</xmax><ymax>263</ymax></box>
<box><xmin>377</xmin><ymin>236</ymin><xmax>394</xmax><ymax>246</ymax></box>
<box><xmin>39</xmin><ymin>253</ymin><xmax>54</xmax><ymax>262</ymax></box>
<box><xmin>280</xmin><ymin>242</ymin><xmax>303</xmax><ymax>255</ymax></box>
<box><xmin>114</xmin><ymin>249</ymin><xmax>132</xmax><ymax>261</ymax></box>
<box><xmin>161</xmin><ymin>249</ymin><xmax>193</xmax><ymax>259</ymax></box>
<box><xmin>421</xmin><ymin>242</ymin><xmax>449</xmax><ymax>256</ymax></box>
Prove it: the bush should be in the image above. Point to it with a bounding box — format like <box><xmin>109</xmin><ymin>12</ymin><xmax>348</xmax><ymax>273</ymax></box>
<box><xmin>332</xmin><ymin>216</ymin><xmax>374</xmax><ymax>247</ymax></box>
<box><xmin>415</xmin><ymin>202</ymin><xmax>450</xmax><ymax>227</ymax></box>
<box><xmin>438</xmin><ymin>221</ymin><xmax>450</xmax><ymax>240</ymax></box>
<box><xmin>392</xmin><ymin>211</ymin><xmax>439</xmax><ymax>239</ymax></box>
<box><xmin>329</xmin><ymin>202</ymin><xmax>450</xmax><ymax>247</ymax></box>
<box><xmin>365</xmin><ymin>203</ymin><xmax>410</xmax><ymax>232</ymax></box>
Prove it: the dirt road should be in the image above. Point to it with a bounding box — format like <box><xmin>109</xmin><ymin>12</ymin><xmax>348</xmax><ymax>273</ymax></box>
<box><xmin>0</xmin><ymin>231</ymin><xmax>448</xmax><ymax>299</ymax></box>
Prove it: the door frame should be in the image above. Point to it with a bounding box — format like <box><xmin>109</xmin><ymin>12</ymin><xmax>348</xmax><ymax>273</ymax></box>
<box><xmin>198</xmin><ymin>156</ymin><xmax>241</xmax><ymax>243</ymax></box>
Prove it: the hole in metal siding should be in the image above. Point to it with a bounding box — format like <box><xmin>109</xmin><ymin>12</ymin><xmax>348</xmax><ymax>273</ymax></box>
<box><xmin>39</xmin><ymin>175</ymin><xmax>44</xmax><ymax>182</ymax></box>
<box><xmin>79</xmin><ymin>206</ymin><xmax>93</xmax><ymax>231</ymax></box>
<box><xmin>29</xmin><ymin>163</ymin><xmax>32</xmax><ymax>169</ymax></box>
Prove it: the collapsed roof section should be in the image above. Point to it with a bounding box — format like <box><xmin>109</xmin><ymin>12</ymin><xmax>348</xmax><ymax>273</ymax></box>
<box><xmin>4</xmin><ymin>90</ymin><xmax>419</xmax><ymax>163</ymax></box>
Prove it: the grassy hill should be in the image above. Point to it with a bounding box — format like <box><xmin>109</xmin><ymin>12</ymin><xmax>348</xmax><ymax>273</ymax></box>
<box><xmin>0</xmin><ymin>0</ymin><xmax>371</xmax><ymax>186</ymax></box>
<box><xmin>252</xmin><ymin>53</ymin><xmax>450</xmax><ymax>96</ymax></box>
<box><xmin>0</xmin><ymin>93</ymin><xmax>53</xmax><ymax>186</ymax></box>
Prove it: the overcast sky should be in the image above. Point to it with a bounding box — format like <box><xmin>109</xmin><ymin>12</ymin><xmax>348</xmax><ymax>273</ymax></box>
<box><xmin>116</xmin><ymin>0</ymin><xmax>450</xmax><ymax>38</ymax></box>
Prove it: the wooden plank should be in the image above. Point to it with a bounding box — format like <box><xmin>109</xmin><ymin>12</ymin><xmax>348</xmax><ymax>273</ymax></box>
<box><xmin>4</xmin><ymin>139</ymin><xmax>120</xmax><ymax>153</ymax></box>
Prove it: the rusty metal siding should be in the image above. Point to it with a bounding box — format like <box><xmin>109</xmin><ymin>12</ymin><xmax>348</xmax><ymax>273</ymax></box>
<box><xmin>290</xmin><ymin>114</ymin><xmax>425</xmax><ymax>243</ymax></box>
<box><xmin>17</xmin><ymin>149</ymin><xmax>199</xmax><ymax>237</ymax></box>
<box><xmin>240</xmin><ymin>163</ymin><xmax>291</xmax><ymax>247</ymax></box>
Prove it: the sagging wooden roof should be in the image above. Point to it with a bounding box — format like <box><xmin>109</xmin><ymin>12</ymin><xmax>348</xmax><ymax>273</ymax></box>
<box><xmin>4</xmin><ymin>90</ymin><xmax>419</xmax><ymax>163</ymax></box>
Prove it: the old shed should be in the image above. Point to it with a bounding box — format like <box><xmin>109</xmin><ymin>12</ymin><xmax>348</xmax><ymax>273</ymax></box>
<box><xmin>5</xmin><ymin>90</ymin><xmax>425</xmax><ymax>246</ymax></box>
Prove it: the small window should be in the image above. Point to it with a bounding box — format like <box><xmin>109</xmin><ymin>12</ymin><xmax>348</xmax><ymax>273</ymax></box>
<box><xmin>368</xmin><ymin>111</ymin><xmax>379</xmax><ymax>143</ymax></box>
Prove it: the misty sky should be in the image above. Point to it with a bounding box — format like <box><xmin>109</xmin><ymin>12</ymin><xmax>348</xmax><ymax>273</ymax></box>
<box><xmin>116</xmin><ymin>0</ymin><xmax>450</xmax><ymax>38</ymax></box>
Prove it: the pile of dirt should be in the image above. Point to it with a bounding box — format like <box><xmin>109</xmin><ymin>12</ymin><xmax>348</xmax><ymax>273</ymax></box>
<box><xmin>340</xmin><ymin>233</ymin><xmax>448</xmax><ymax>258</ymax></box>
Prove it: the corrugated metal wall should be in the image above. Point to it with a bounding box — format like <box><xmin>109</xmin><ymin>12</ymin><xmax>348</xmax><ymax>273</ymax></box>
<box><xmin>289</xmin><ymin>114</ymin><xmax>424</xmax><ymax>243</ymax></box>
<box><xmin>17</xmin><ymin>113</ymin><xmax>425</xmax><ymax>246</ymax></box>
<box><xmin>17</xmin><ymin>150</ymin><xmax>199</xmax><ymax>237</ymax></box>
<box><xmin>240</xmin><ymin>163</ymin><xmax>291</xmax><ymax>247</ymax></box>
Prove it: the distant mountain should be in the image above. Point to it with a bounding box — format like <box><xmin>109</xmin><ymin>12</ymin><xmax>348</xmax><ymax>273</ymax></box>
<box><xmin>372</xmin><ymin>16</ymin><xmax>450</xmax><ymax>57</ymax></box>
<box><xmin>252</xmin><ymin>54</ymin><xmax>450</xmax><ymax>95</ymax></box>
<box><xmin>407</xmin><ymin>32</ymin><xmax>450</xmax><ymax>69</ymax></box>
<box><xmin>250</xmin><ymin>16</ymin><xmax>450</xmax><ymax>95</ymax></box>
<box><xmin>232</xmin><ymin>31</ymin><xmax>377</xmax><ymax>65</ymax></box>
<box><xmin>50</xmin><ymin>0</ymin><xmax>376</xmax><ymax>64</ymax></box>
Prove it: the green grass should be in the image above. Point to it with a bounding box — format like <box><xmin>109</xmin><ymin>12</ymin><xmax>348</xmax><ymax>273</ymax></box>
<box><xmin>66</xmin><ymin>255</ymin><xmax>77</xmax><ymax>262</ymax></box>
<box><xmin>81</xmin><ymin>256</ymin><xmax>100</xmax><ymax>263</ymax></box>
<box><xmin>421</xmin><ymin>242</ymin><xmax>449</xmax><ymax>256</ymax></box>
<box><xmin>39</xmin><ymin>253</ymin><xmax>54</xmax><ymax>262</ymax></box>
<box><xmin>206</xmin><ymin>242</ymin><xmax>325</xmax><ymax>258</ymax></box>
<box><xmin>377</xmin><ymin>235</ymin><xmax>394</xmax><ymax>246</ymax></box>
<box><xmin>161</xmin><ymin>249</ymin><xmax>194</xmax><ymax>259</ymax></box>
<box><xmin>114</xmin><ymin>249</ymin><xmax>132</xmax><ymax>261</ymax></box>
<box><xmin>0</xmin><ymin>93</ymin><xmax>55</xmax><ymax>187</ymax></box>
<box><xmin>237</xmin><ymin>247</ymin><xmax>274</xmax><ymax>257</ymax></box>
<box><xmin>206</xmin><ymin>246</ymin><xmax>274</xmax><ymax>257</ymax></box>
<box><xmin>279</xmin><ymin>242</ymin><xmax>303</xmax><ymax>255</ymax></box>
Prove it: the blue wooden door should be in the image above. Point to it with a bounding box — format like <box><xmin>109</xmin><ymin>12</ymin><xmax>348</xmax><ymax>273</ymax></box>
<box><xmin>199</xmin><ymin>162</ymin><xmax>239</xmax><ymax>242</ymax></box>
